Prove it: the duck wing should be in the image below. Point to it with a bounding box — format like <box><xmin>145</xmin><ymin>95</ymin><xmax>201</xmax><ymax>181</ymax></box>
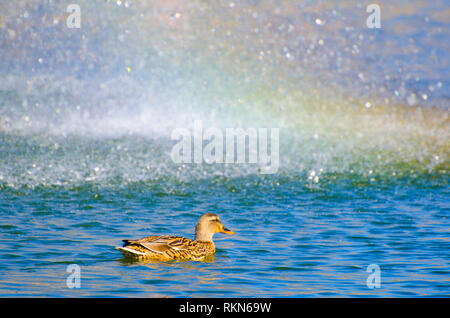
<box><xmin>123</xmin><ymin>235</ymin><xmax>197</xmax><ymax>254</ymax></box>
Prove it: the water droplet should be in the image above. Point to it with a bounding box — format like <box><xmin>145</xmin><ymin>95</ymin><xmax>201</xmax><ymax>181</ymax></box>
<box><xmin>315</xmin><ymin>18</ymin><xmax>325</xmax><ymax>26</ymax></box>
<box><xmin>7</xmin><ymin>29</ymin><xmax>16</xmax><ymax>39</ymax></box>
<box><xmin>407</xmin><ymin>93</ymin><xmax>418</xmax><ymax>106</ymax></box>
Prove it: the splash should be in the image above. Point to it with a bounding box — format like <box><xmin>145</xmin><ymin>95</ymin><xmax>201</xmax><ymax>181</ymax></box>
<box><xmin>0</xmin><ymin>0</ymin><xmax>448</xmax><ymax>188</ymax></box>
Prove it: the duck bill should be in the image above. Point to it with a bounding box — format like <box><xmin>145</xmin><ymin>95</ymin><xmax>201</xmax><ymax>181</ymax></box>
<box><xmin>220</xmin><ymin>226</ymin><xmax>234</xmax><ymax>235</ymax></box>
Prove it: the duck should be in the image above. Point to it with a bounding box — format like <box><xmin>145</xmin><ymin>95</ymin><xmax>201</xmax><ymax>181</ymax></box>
<box><xmin>116</xmin><ymin>213</ymin><xmax>234</xmax><ymax>261</ymax></box>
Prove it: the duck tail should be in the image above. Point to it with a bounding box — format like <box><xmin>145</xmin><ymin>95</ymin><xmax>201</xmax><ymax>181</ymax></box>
<box><xmin>115</xmin><ymin>246</ymin><xmax>146</xmax><ymax>257</ymax></box>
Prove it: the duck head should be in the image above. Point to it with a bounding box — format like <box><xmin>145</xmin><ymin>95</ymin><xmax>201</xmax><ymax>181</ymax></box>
<box><xmin>195</xmin><ymin>213</ymin><xmax>234</xmax><ymax>242</ymax></box>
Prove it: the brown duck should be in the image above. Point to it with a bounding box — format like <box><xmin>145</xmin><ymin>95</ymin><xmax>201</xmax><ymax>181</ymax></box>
<box><xmin>116</xmin><ymin>213</ymin><xmax>234</xmax><ymax>261</ymax></box>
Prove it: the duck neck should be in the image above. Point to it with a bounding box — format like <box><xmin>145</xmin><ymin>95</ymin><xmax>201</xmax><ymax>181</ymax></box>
<box><xmin>195</xmin><ymin>225</ymin><xmax>214</xmax><ymax>242</ymax></box>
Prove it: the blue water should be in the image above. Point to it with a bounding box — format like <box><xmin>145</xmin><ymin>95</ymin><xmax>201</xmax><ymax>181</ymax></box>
<box><xmin>0</xmin><ymin>1</ymin><xmax>449</xmax><ymax>297</ymax></box>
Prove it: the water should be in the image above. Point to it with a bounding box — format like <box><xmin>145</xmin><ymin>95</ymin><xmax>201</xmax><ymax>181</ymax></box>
<box><xmin>0</xmin><ymin>0</ymin><xmax>449</xmax><ymax>297</ymax></box>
